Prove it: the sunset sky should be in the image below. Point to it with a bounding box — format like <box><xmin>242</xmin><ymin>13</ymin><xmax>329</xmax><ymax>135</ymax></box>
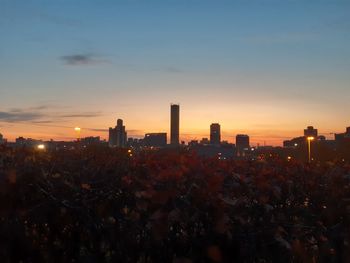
<box><xmin>1</xmin><ymin>0</ymin><xmax>349</xmax><ymax>145</ymax></box>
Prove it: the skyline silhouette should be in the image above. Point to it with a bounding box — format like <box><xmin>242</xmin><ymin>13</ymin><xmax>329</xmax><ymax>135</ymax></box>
<box><xmin>0</xmin><ymin>104</ymin><xmax>349</xmax><ymax>147</ymax></box>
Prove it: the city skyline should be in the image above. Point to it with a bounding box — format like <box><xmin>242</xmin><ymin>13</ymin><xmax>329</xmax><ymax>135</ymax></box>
<box><xmin>1</xmin><ymin>106</ymin><xmax>349</xmax><ymax>147</ymax></box>
<box><xmin>0</xmin><ymin>102</ymin><xmax>349</xmax><ymax>146</ymax></box>
<box><xmin>1</xmin><ymin>1</ymin><xmax>350</xmax><ymax>145</ymax></box>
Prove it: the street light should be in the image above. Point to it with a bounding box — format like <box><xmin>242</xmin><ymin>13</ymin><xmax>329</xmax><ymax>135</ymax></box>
<box><xmin>37</xmin><ymin>144</ymin><xmax>45</xmax><ymax>150</ymax></box>
<box><xmin>307</xmin><ymin>136</ymin><xmax>314</xmax><ymax>163</ymax></box>
<box><xmin>74</xmin><ymin>127</ymin><xmax>81</xmax><ymax>141</ymax></box>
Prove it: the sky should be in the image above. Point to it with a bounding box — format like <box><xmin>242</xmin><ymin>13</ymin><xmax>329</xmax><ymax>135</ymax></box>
<box><xmin>1</xmin><ymin>0</ymin><xmax>350</xmax><ymax>145</ymax></box>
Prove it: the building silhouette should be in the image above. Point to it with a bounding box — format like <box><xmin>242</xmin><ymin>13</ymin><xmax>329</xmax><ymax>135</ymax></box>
<box><xmin>236</xmin><ymin>134</ymin><xmax>250</xmax><ymax>156</ymax></box>
<box><xmin>109</xmin><ymin>119</ymin><xmax>127</xmax><ymax>147</ymax></box>
<box><xmin>283</xmin><ymin>136</ymin><xmax>305</xmax><ymax>148</ymax></box>
<box><xmin>335</xmin><ymin>126</ymin><xmax>350</xmax><ymax>144</ymax></box>
<box><xmin>143</xmin><ymin>133</ymin><xmax>167</xmax><ymax>147</ymax></box>
<box><xmin>210</xmin><ymin>123</ymin><xmax>221</xmax><ymax>145</ymax></box>
<box><xmin>0</xmin><ymin>133</ymin><xmax>4</xmax><ymax>144</ymax></box>
<box><xmin>15</xmin><ymin>137</ymin><xmax>42</xmax><ymax>147</ymax></box>
<box><xmin>304</xmin><ymin>126</ymin><xmax>318</xmax><ymax>137</ymax></box>
<box><xmin>170</xmin><ymin>104</ymin><xmax>180</xmax><ymax>145</ymax></box>
<box><xmin>284</xmin><ymin>126</ymin><xmax>320</xmax><ymax>148</ymax></box>
<box><xmin>200</xmin><ymin>138</ymin><xmax>210</xmax><ymax>145</ymax></box>
<box><xmin>80</xmin><ymin>136</ymin><xmax>101</xmax><ymax>145</ymax></box>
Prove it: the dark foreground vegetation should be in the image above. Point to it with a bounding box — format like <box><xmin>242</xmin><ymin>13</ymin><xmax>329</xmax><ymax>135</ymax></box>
<box><xmin>0</xmin><ymin>145</ymin><xmax>349</xmax><ymax>262</ymax></box>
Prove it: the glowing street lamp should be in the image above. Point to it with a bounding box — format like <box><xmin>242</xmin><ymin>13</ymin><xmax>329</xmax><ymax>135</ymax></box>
<box><xmin>307</xmin><ymin>136</ymin><xmax>314</xmax><ymax>163</ymax></box>
<box><xmin>74</xmin><ymin>127</ymin><xmax>81</xmax><ymax>141</ymax></box>
<box><xmin>37</xmin><ymin>144</ymin><xmax>45</xmax><ymax>150</ymax></box>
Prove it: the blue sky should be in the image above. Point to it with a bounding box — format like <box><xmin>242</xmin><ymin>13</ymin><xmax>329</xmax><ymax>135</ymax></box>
<box><xmin>1</xmin><ymin>0</ymin><xmax>349</xmax><ymax>144</ymax></box>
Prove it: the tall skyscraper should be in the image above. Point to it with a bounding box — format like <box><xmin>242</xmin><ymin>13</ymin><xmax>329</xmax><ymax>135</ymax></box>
<box><xmin>210</xmin><ymin>123</ymin><xmax>221</xmax><ymax>145</ymax></box>
<box><xmin>109</xmin><ymin>119</ymin><xmax>127</xmax><ymax>147</ymax></box>
<box><xmin>236</xmin><ymin>134</ymin><xmax>250</xmax><ymax>156</ymax></box>
<box><xmin>170</xmin><ymin>104</ymin><xmax>180</xmax><ymax>145</ymax></box>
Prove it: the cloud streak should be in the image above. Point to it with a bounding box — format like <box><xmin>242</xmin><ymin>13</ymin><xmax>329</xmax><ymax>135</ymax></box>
<box><xmin>0</xmin><ymin>111</ymin><xmax>43</xmax><ymax>122</ymax></box>
<box><xmin>0</xmin><ymin>106</ymin><xmax>103</xmax><ymax>124</ymax></box>
<box><xmin>161</xmin><ymin>66</ymin><xmax>184</xmax><ymax>74</ymax></box>
<box><xmin>60</xmin><ymin>54</ymin><xmax>110</xmax><ymax>66</ymax></box>
<box><xmin>60</xmin><ymin>112</ymin><xmax>102</xmax><ymax>118</ymax></box>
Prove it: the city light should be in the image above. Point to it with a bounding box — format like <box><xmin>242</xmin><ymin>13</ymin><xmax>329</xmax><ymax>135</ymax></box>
<box><xmin>37</xmin><ymin>144</ymin><xmax>45</xmax><ymax>150</ymax></box>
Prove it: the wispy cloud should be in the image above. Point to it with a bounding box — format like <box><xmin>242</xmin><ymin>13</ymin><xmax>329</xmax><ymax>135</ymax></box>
<box><xmin>0</xmin><ymin>110</ymin><xmax>43</xmax><ymax>122</ymax></box>
<box><xmin>162</xmin><ymin>66</ymin><xmax>184</xmax><ymax>73</ymax></box>
<box><xmin>60</xmin><ymin>112</ymin><xmax>102</xmax><ymax>118</ymax></box>
<box><xmin>31</xmin><ymin>120</ymin><xmax>56</xmax><ymax>124</ymax></box>
<box><xmin>60</xmin><ymin>54</ymin><xmax>110</xmax><ymax>66</ymax></box>
<box><xmin>0</xmin><ymin>105</ymin><xmax>103</xmax><ymax>124</ymax></box>
<box><xmin>29</xmin><ymin>105</ymin><xmax>51</xmax><ymax>111</ymax></box>
<box><xmin>86</xmin><ymin>128</ymin><xmax>108</xmax><ymax>132</ymax></box>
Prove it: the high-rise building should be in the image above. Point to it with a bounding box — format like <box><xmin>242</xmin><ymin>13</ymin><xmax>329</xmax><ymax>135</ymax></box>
<box><xmin>170</xmin><ymin>104</ymin><xmax>180</xmax><ymax>145</ymax></box>
<box><xmin>143</xmin><ymin>133</ymin><xmax>167</xmax><ymax>147</ymax></box>
<box><xmin>304</xmin><ymin>126</ymin><xmax>318</xmax><ymax>138</ymax></box>
<box><xmin>236</xmin><ymin>134</ymin><xmax>250</xmax><ymax>155</ymax></box>
<box><xmin>210</xmin><ymin>123</ymin><xmax>221</xmax><ymax>145</ymax></box>
<box><xmin>109</xmin><ymin>119</ymin><xmax>127</xmax><ymax>147</ymax></box>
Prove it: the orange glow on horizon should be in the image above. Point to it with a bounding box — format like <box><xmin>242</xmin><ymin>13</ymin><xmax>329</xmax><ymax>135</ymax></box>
<box><xmin>0</xmin><ymin>103</ymin><xmax>347</xmax><ymax>146</ymax></box>
<box><xmin>1</xmin><ymin>125</ymin><xmax>340</xmax><ymax>147</ymax></box>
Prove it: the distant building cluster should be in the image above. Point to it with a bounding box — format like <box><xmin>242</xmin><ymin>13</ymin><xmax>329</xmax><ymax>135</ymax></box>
<box><xmin>283</xmin><ymin>126</ymin><xmax>350</xmax><ymax>148</ymax></box>
<box><xmin>15</xmin><ymin>137</ymin><xmax>44</xmax><ymax>147</ymax></box>
<box><xmin>106</xmin><ymin>104</ymin><xmax>252</xmax><ymax>158</ymax></box>
<box><xmin>1</xmin><ymin>103</ymin><xmax>349</xmax><ymax>162</ymax></box>
<box><xmin>104</xmin><ymin>105</ymin><xmax>349</xmax><ymax>162</ymax></box>
<box><xmin>108</xmin><ymin>104</ymin><xmax>179</xmax><ymax>149</ymax></box>
<box><xmin>143</xmin><ymin>133</ymin><xmax>167</xmax><ymax>147</ymax></box>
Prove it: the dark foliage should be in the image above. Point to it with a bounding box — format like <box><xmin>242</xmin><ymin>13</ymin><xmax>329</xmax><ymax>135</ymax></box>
<box><xmin>0</xmin><ymin>145</ymin><xmax>349</xmax><ymax>262</ymax></box>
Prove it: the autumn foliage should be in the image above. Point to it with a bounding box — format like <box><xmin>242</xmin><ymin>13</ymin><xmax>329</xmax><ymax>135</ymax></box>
<box><xmin>0</xmin><ymin>145</ymin><xmax>349</xmax><ymax>262</ymax></box>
